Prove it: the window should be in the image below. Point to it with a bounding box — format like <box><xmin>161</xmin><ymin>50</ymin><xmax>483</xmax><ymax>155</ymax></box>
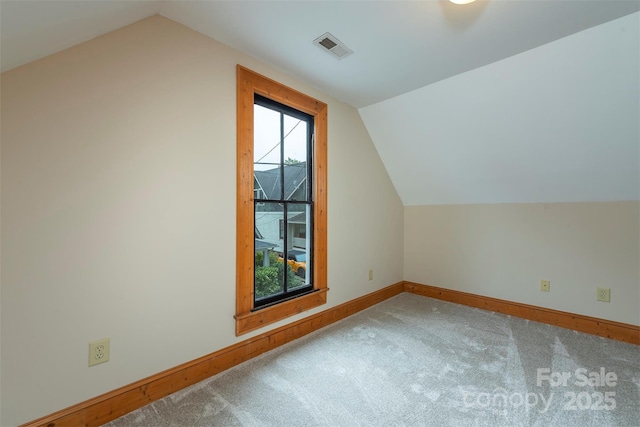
<box><xmin>235</xmin><ymin>65</ymin><xmax>328</xmax><ymax>336</ymax></box>
<box><xmin>253</xmin><ymin>95</ymin><xmax>313</xmax><ymax>306</ymax></box>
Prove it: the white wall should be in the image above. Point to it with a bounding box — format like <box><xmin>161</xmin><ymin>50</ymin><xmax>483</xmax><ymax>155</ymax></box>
<box><xmin>0</xmin><ymin>15</ymin><xmax>404</xmax><ymax>426</ymax></box>
<box><xmin>361</xmin><ymin>14</ymin><xmax>639</xmax><ymax>328</ymax></box>
<box><xmin>360</xmin><ymin>12</ymin><xmax>639</xmax><ymax>206</ymax></box>
<box><xmin>405</xmin><ymin>202</ymin><xmax>640</xmax><ymax>326</ymax></box>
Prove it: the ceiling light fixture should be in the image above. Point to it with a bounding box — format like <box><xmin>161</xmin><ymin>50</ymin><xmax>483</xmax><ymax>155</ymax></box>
<box><xmin>449</xmin><ymin>0</ymin><xmax>476</xmax><ymax>4</ymax></box>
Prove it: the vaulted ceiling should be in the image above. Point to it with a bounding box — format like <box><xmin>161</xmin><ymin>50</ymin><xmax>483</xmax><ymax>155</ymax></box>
<box><xmin>2</xmin><ymin>1</ymin><xmax>638</xmax><ymax>205</ymax></box>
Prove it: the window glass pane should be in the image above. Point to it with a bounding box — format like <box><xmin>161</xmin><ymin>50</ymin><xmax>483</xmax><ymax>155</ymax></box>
<box><xmin>254</xmin><ymin>104</ymin><xmax>282</xmax><ymax>172</ymax></box>
<box><xmin>255</xmin><ymin>202</ymin><xmax>285</xmax><ymax>301</ymax></box>
<box><xmin>283</xmin><ymin>114</ymin><xmax>307</xmax><ymax>165</ymax></box>
<box><xmin>283</xmin><ymin>114</ymin><xmax>308</xmax><ymax>201</ymax></box>
<box><xmin>254</xmin><ymin>166</ymin><xmax>282</xmax><ymax>201</ymax></box>
<box><xmin>287</xmin><ymin>203</ymin><xmax>312</xmax><ymax>289</ymax></box>
<box><xmin>254</xmin><ymin>177</ymin><xmax>265</xmax><ymax>200</ymax></box>
<box><xmin>283</xmin><ymin>162</ymin><xmax>307</xmax><ymax>202</ymax></box>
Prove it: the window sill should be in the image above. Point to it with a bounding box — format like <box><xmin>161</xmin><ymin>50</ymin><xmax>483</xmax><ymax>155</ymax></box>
<box><xmin>235</xmin><ymin>288</ymin><xmax>329</xmax><ymax>336</ymax></box>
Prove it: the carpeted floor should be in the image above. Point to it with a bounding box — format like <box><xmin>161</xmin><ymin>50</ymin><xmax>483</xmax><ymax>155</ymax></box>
<box><xmin>105</xmin><ymin>293</ymin><xmax>640</xmax><ymax>426</ymax></box>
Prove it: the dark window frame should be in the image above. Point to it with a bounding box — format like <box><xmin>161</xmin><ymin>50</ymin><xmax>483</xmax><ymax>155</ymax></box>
<box><xmin>252</xmin><ymin>95</ymin><xmax>314</xmax><ymax>308</ymax></box>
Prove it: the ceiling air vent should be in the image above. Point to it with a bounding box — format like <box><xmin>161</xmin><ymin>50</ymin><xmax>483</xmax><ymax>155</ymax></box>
<box><xmin>313</xmin><ymin>32</ymin><xmax>353</xmax><ymax>60</ymax></box>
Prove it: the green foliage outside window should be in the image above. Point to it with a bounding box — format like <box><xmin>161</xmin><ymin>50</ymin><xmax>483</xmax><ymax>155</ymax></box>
<box><xmin>255</xmin><ymin>250</ymin><xmax>303</xmax><ymax>299</ymax></box>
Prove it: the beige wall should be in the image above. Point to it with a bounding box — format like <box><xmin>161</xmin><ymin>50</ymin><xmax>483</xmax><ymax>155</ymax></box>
<box><xmin>405</xmin><ymin>202</ymin><xmax>640</xmax><ymax>326</ymax></box>
<box><xmin>0</xmin><ymin>15</ymin><xmax>404</xmax><ymax>426</ymax></box>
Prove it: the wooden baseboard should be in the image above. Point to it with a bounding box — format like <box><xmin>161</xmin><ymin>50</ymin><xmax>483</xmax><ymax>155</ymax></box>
<box><xmin>22</xmin><ymin>282</ymin><xmax>405</xmax><ymax>427</ymax></box>
<box><xmin>404</xmin><ymin>281</ymin><xmax>640</xmax><ymax>345</ymax></box>
<box><xmin>22</xmin><ymin>280</ymin><xmax>637</xmax><ymax>426</ymax></box>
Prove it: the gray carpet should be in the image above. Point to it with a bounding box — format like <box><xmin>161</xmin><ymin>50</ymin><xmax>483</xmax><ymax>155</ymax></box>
<box><xmin>105</xmin><ymin>293</ymin><xmax>640</xmax><ymax>427</ymax></box>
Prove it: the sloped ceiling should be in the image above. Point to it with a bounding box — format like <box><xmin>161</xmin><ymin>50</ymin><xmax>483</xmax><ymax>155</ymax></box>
<box><xmin>1</xmin><ymin>1</ymin><xmax>639</xmax><ymax>205</ymax></box>
<box><xmin>361</xmin><ymin>12</ymin><xmax>639</xmax><ymax>205</ymax></box>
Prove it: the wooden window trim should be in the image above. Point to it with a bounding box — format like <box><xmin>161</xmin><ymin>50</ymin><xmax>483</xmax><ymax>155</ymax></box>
<box><xmin>235</xmin><ymin>65</ymin><xmax>328</xmax><ymax>336</ymax></box>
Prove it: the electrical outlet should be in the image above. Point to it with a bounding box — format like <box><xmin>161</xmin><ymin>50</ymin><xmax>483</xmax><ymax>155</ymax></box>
<box><xmin>597</xmin><ymin>288</ymin><xmax>611</xmax><ymax>303</ymax></box>
<box><xmin>368</xmin><ymin>269</ymin><xmax>373</xmax><ymax>281</ymax></box>
<box><xmin>89</xmin><ymin>338</ymin><xmax>110</xmax><ymax>367</ymax></box>
<box><xmin>540</xmin><ymin>280</ymin><xmax>550</xmax><ymax>292</ymax></box>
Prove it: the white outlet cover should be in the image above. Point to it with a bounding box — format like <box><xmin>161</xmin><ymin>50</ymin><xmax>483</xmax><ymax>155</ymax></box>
<box><xmin>89</xmin><ymin>338</ymin><xmax>110</xmax><ymax>367</ymax></box>
<box><xmin>597</xmin><ymin>288</ymin><xmax>611</xmax><ymax>303</ymax></box>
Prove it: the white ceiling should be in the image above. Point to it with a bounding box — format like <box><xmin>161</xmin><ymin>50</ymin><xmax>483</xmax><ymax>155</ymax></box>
<box><xmin>2</xmin><ymin>1</ymin><xmax>638</xmax><ymax>108</ymax></box>
<box><xmin>1</xmin><ymin>1</ymin><xmax>638</xmax><ymax>205</ymax></box>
